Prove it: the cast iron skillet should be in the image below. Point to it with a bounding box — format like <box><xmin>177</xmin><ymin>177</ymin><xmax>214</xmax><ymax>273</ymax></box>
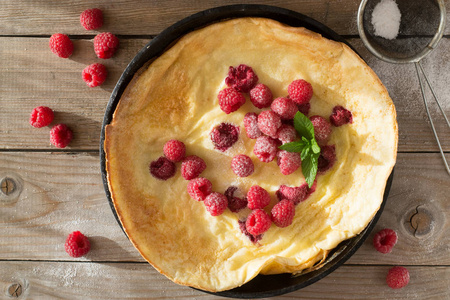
<box><xmin>100</xmin><ymin>4</ymin><xmax>395</xmax><ymax>298</ymax></box>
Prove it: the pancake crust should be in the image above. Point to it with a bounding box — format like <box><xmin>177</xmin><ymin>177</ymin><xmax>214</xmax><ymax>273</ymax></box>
<box><xmin>105</xmin><ymin>18</ymin><xmax>398</xmax><ymax>292</ymax></box>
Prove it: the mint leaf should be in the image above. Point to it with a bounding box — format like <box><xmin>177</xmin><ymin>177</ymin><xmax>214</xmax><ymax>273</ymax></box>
<box><xmin>311</xmin><ymin>139</ymin><xmax>321</xmax><ymax>154</ymax></box>
<box><xmin>279</xmin><ymin>140</ymin><xmax>308</xmax><ymax>153</ymax></box>
<box><xmin>293</xmin><ymin>112</ymin><xmax>315</xmax><ymax>140</ymax></box>
<box><xmin>302</xmin><ymin>152</ymin><xmax>320</xmax><ymax>188</ymax></box>
<box><xmin>300</xmin><ymin>146</ymin><xmax>310</xmax><ymax>160</ymax></box>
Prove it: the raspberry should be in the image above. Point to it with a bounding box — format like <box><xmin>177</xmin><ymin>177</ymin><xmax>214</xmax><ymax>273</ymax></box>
<box><xmin>210</xmin><ymin>123</ymin><xmax>239</xmax><ymax>151</ymax></box>
<box><xmin>49</xmin><ymin>33</ymin><xmax>73</xmax><ymax>58</ymax></box>
<box><xmin>386</xmin><ymin>266</ymin><xmax>410</xmax><ymax>289</ymax></box>
<box><xmin>239</xmin><ymin>220</ymin><xmax>262</xmax><ymax>243</ymax></box>
<box><xmin>246</xmin><ymin>209</ymin><xmax>272</xmax><ymax>236</ymax></box>
<box><xmin>30</xmin><ymin>106</ymin><xmax>54</xmax><ymax>128</ymax></box>
<box><xmin>225</xmin><ymin>186</ymin><xmax>248</xmax><ymax>213</ymax></box>
<box><xmin>50</xmin><ymin>124</ymin><xmax>73</xmax><ymax>148</ymax></box>
<box><xmin>225</xmin><ymin>64</ymin><xmax>258</xmax><ymax>93</ymax></box>
<box><xmin>187</xmin><ymin>177</ymin><xmax>212</xmax><ymax>201</ymax></box>
<box><xmin>217</xmin><ymin>87</ymin><xmax>246</xmax><ymax>114</ymax></box>
<box><xmin>181</xmin><ymin>155</ymin><xmax>206</xmax><ymax>180</ymax></box>
<box><xmin>230</xmin><ymin>154</ymin><xmax>254</xmax><ymax>177</ymax></box>
<box><xmin>310</xmin><ymin>115</ymin><xmax>332</xmax><ymax>145</ymax></box>
<box><xmin>243</xmin><ymin>112</ymin><xmax>262</xmax><ymax>139</ymax></box>
<box><xmin>318</xmin><ymin>145</ymin><xmax>336</xmax><ymax>174</ymax></box>
<box><xmin>80</xmin><ymin>8</ymin><xmax>103</xmax><ymax>30</ymax></box>
<box><xmin>65</xmin><ymin>231</ymin><xmax>90</xmax><ymax>258</ymax></box>
<box><xmin>253</xmin><ymin>136</ymin><xmax>278</xmax><ymax>162</ymax></box>
<box><xmin>257</xmin><ymin>110</ymin><xmax>282</xmax><ymax>138</ymax></box>
<box><xmin>204</xmin><ymin>192</ymin><xmax>228</xmax><ymax>216</ymax></box>
<box><xmin>82</xmin><ymin>63</ymin><xmax>107</xmax><ymax>87</ymax></box>
<box><xmin>276</xmin><ymin>124</ymin><xmax>297</xmax><ymax>144</ymax></box>
<box><xmin>330</xmin><ymin>105</ymin><xmax>353</xmax><ymax>127</ymax></box>
<box><xmin>297</xmin><ymin>102</ymin><xmax>311</xmax><ymax>115</ymax></box>
<box><xmin>271</xmin><ymin>199</ymin><xmax>295</xmax><ymax>228</ymax></box>
<box><xmin>247</xmin><ymin>185</ymin><xmax>271</xmax><ymax>210</ymax></box>
<box><xmin>163</xmin><ymin>139</ymin><xmax>186</xmax><ymax>162</ymax></box>
<box><xmin>373</xmin><ymin>228</ymin><xmax>398</xmax><ymax>254</ymax></box>
<box><xmin>276</xmin><ymin>184</ymin><xmax>308</xmax><ymax>205</ymax></box>
<box><xmin>307</xmin><ymin>180</ymin><xmax>317</xmax><ymax>197</ymax></box>
<box><xmin>288</xmin><ymin>79</ymin><xmax>313</xmax><ymax>105</ymax></box>
<box><xmin>270</xmin><ymin>97</ymin><xmax>298</xmax><ymax>120</ymax></box>
<box><xmin>150</xmin><ymin>156</ymin><xmax>176</xmax><ymax>180</ymax></box>
<box><xmin>277</xmin><ymin>150</ymin><xmax>302</xmax><ymax>175</ymax></box>
<box><xmin>94</xmin><ymin>32</ymin><xmax>119</xmax><ymax>59</ymax></box>
<box><xmin>249</xmin><ymin>83</ymin><xmax>273</xmax><ymax>108</ymax></box>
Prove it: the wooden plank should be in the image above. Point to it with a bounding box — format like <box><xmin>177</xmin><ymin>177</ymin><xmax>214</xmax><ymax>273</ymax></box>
<box><xmin>1</xmin><ymin>152</ymin><xmax>449</xmax><ymax>264</ymax></box>
<box><xmin>0</xmin><ymin>262</ymin><xmax>448</xmax><ymax>299</ymax></box>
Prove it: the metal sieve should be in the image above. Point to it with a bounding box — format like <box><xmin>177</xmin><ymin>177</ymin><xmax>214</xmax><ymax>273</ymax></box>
<box><xmin>357</xmin><ymin>0</ymin><xmax>450</xmax><ymax>175</ymax></box>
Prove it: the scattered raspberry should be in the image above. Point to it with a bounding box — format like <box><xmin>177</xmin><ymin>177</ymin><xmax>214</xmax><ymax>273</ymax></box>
<box><xmin>246</xmin><ymin>209</ymin><xmax>272</xmax><ymax>236</ymax></box>
<box><xmin>187</xmin><ymin>177</ymin><xmax>212</xmax><ymax>201</ymax></box>
<box><xmin>310</xmin><ymin>115</ymin><xmax>332</xmax><ymax>145</ymax></box>
<box><xmin>386</xmin><ymin>266</ymin><xmax>410</xmax><ymax>289</ymax></box>
<box><xmin>94</xmin><ymin>32</ymin><xmax>119</xmax><ymax>59</ymax></box>
<box><xmin>249</xmin><ymin>83</ymin><xmax>273</xmax><ymax>108</ymax></box>
<box><xmin>297</xmin><ymin>102</ymin><xmax>311</xmax><ymax>115</ymax></box>
<box><xmin>318</xmin><ymin>145</ymin><xmax>336</xmax><ymax>174</ymax></box>
<box><xmin>163</xmin><ymin>139</ymin><xmax>186</xmax><ymax>162</ymax></box>
<box><xmin>276</xmin><ymin>124</ymin><xmax>297</xmax><ymax>144</ymax></box>
<box><xmin>270</xmin><ymin>97</ymin><xmax>298</xmax><ymax>120</ymax></box>
<box><xmin>82</xmin><ymin>63</ymin><xmax>107</xmax><ymax>87</ymax></box>
<box><xmin>50</xmin><ymin>124</ymin><xmax>73</xmax><ymax>148</ymax></box>
<box><xmin>65</xmin><ymin>231</ymin><xmax>90</xmax><ymax>258</ymax></box>
<box><xmin>225</xmin><ymin>186</ymin><xmax>248</xmax><ymax>213</ymax></box>
<box><xmin>257</xmin><ymin>110</ymin><xmax>282</xmax><ymax>138</ymax></box>
<box><xmin>210</xmin><ymin>123</ymin><xmax>239</xmax><ymax>151</ymax></box>
<box><xmin>30</xmin><ymin>106</ymin><xmax>54</xmax><ymax>128</ymax></box>
<box><xmin>231</xmin><ymin>154</ymin><xmax>254</xmax><ymax>177</ymax></box>
<box><xmin>276</xmin><ymin>184</ymin><xmax>308</xmax><ymax>205</ymax></box>
<box><xmin>239</xmin><ymin>220</ymin><xmax>262</xmax><ymax>243</ymax></box>
<box><xmin>243</xmin><ymin>112</ymin><xmax>262</xmax><ymax>139</ymax></box>
<box><xmin>181</xmin><ymin>155</ymin><xmax>206</xmax><ymax>180</ymax></box>
<box><xmin>204</xmin><ymin>192</ymin><xmax>228</xmax><ymax>216</ymax></box>
<box><xmin>271</xmin><ymin>199</ymin><xmax>295</xmax><ymax>227</ymax></box>
<box><xmin>373</xmin><ymin>228</ymin><xmax>398</xmax><ymax>254</ymax></box>
<box><xmin>277</xmin><ymin>150</ymin><xmax>302</xmax><ymax>175</ymax></box>
<box><xmin>253</xmin><ymin>136</ymin><xmax>278</xmax><ymax>162</ymax></box>
<box><xmin>288</xmin><ymin>79</ymin><xmax>313</xmax><ymax>105</ymax></box>
<box><xmin>217</xmin><ymin>88</ymin><xmax>246</xmax><ymax>114</ymax></box>
<box><xmin>80</xmin><ymin>8</ymin><xmax>103</xmax><ymax>30</ymax></box>
<box><xmin>330</xmin><ymin>105</ymin><xmax>353</xmax><ymax>127</ymax></box>
<box><xmin>49</xmin><ymin>33</ymin><xmax>74</xmax><ymax>58</ymax></box>
<box><xmin>225</xmin><ymin>64</ymin><xmax>258</xmax><ymax>93</ymax></box>
<box><xmin>150</xmin><ymin>156</ymin><xmax>176</xmax><ymax>180</ymax></box>
<box><xmin>247</xmin><ymin>185</ymin><xmax>271</xmax><ymax>210</ymax></box>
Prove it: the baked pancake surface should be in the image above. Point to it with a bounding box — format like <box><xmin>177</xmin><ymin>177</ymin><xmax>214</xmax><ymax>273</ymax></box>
<box><xmin>105</xmin><ymin>18</ymin><xmax>397</xmax><ymax>292</ymax></box>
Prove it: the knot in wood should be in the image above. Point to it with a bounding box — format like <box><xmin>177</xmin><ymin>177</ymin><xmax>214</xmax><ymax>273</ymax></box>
<box><xmin>406</xmin><ymin>205</ymin><xmax>434</xmax><ymax>238</ymax></box>
<box><xmin>7</xmin><ymin>283</ymin><xmax>22</xmax><ymax>298</ymax></box>
<box><xmin>1</xmin><ymin>177</ymin><xmax>16</xmax><ymax>195</ymax></box>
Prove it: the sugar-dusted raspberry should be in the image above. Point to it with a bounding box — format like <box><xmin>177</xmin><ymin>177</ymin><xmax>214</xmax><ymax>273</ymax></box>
<box><xmin>82</xmin><ymin>63</ymin><xmax>107</xmax><ymax>87</ymax></box>
<box><xmin>277</xmin><ymin>150</ymin><xmax>302</xmax><ymax>175</ymax></box>
<box><xmin>246</xmin><ymin>209</ymin><xmax>272</xmax><ymax>236</ymax></box>
<box><xmin>318</xmin><ymin>145</ymin><xmax>336</xmax><ymax>174</ymax></box>
<box><xmin>217</xmin><ymin>88</ymin><xmax>246</xmax><ymax>114</ymax></box>
<box><xmin>271</xmin><ymin>97</ymin><xmax>298</xmax><ymax>120</ymax></box>
<box><xmin>243</xmin><ymin>112</ymin><xmax>262</xmax><ymax>140</ymax></box>
<box><xmin>210</xmin><ymin>123</ymin><xmax>239</xmax><ymax>151</ymax></box>
<box><xmin>310</xmin><ymin>115</ymin><xmax>332</xmax><ymax>145</ymax></box>
<box><xmin>225</xmin><ymin>186</ymin><xmax>248</xmax><ymax>213</ymax></box>
<box><xmin>231</xmin><ymin>154</ymin><xmax>254</xmax><ymax>177</ymax></box>
<box><xmin>288</xmin><ymin>79</ymin><xmax>313</xmax><ymax>105</ymax></box>
<box><xmin>163</xmin><ymin>139</ymin><xmax>186</xmax><ymax>162</ymax></box>
<box><xmin>276</xmin><ymin>184</ymin><xmax>308</xmax><ymax>205</ymax></box>
<box><xmin>80</xmin><ymin>8</ymin><xmax>103</xmax><ymax>30</ymax></box>
<box><xmin>253</xmin><ymin>136</ymin><xmax>278</xmax><ymax>163</ymax></box>
<box><xmin>150</xmin><ymin>156</ymin><xmax>176</xmax><ymax>180</ymax></box>
<box><xmin>225</xmin><ymin>64</ymin><xmax>258</xmax><ymax>93</ymax></box>
<box><xmin>204</xmin><ymin>192</ymin><xmax>228</xmax><ymax>216</ymax></box>
<box><xmin>271</xmin><ymin>199</ymin><xmax>295</xmax><ymax>228</ymax></box>
<box><xmin>297</xmin><ymin>102</ymin><xmax>311</xmax><ymax>116</ymax></box>
<box><xmin>30</xmin><ymin>106</ymin><xmax>54</xmax><ymax>128</ymax></box>
<box><xmin>386</xmin><ymin>266</ymin><xmax>410</xmax><ymax>289</ymax></box>
<box><xmin>65</xmin><ymin>231</ymin><xmax>90</xmax><ymax>258</ymax></box>
<box><xmin>257</xmin><ymin>110</ymin><xmax>282</xmax><ymax>138</ymax></box>
<box><xmin>276</xmin><ymin>124</ymin><xmax>297</xmax><ymax>144</ymax></box>
<box><xmin>187</xmin><ymin>177</ymin><xmax>212</xmax><ymax>201</ymax></box>
<box><xmin>330</xmin><ymin>105</ymin><xmax>353</xmax><ymax>127</ymax></box>
<box><xmin>181</xmin><ymin>155</ymin><xmax>206</xmax><ymax>180</ymax></box>
<box><xmin>239</xmin><ymin>220</ymin><xmax>262</xmax><ymax>243</ymax></box>
<box><xmin>247</xmin><ymin>185</ymin><xmax>271</xmax><ymax>210</ymax></box>
<box><xmin>49</xmin><ymin>33</ymin><xmax>74</xmax><ymax>58</ymax></box>
<box><xmin>94</xmin><ymin>32</ymin><xmax>119</xmax><ymax>59</ymax></box>
<box><xmin>50</xmin><ymin>124</ymin><xmax>73</xmax><ymax>148</ymax></box>
<box><xmin>249</xmin><ymin>83</ymin><xmax>273</xmax><ymax>108</ymax></box>
<box><xmin>373</xmin><ymin>228</ymin><xmax>398</xmax><ymax>254</ymax></box>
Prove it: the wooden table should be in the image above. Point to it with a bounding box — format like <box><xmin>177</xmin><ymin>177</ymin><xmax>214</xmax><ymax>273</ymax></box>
<box><xmin>1</xmin><ymin>1</ymin><xmax>449</xmax><ymax>299</ymax></box>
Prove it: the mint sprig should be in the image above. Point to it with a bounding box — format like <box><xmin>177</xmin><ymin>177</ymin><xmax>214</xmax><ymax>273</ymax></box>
<box><xmin>279</xmin><ymin>112</ymin><xmax>320</xmax><ymax>187</ymax></box>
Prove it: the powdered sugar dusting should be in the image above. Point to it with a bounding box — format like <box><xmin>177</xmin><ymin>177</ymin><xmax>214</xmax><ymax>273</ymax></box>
<box><xmin>371</xmin><ymin>0</ymin><xmax>401</xmax><ymax>40</ymax></box>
